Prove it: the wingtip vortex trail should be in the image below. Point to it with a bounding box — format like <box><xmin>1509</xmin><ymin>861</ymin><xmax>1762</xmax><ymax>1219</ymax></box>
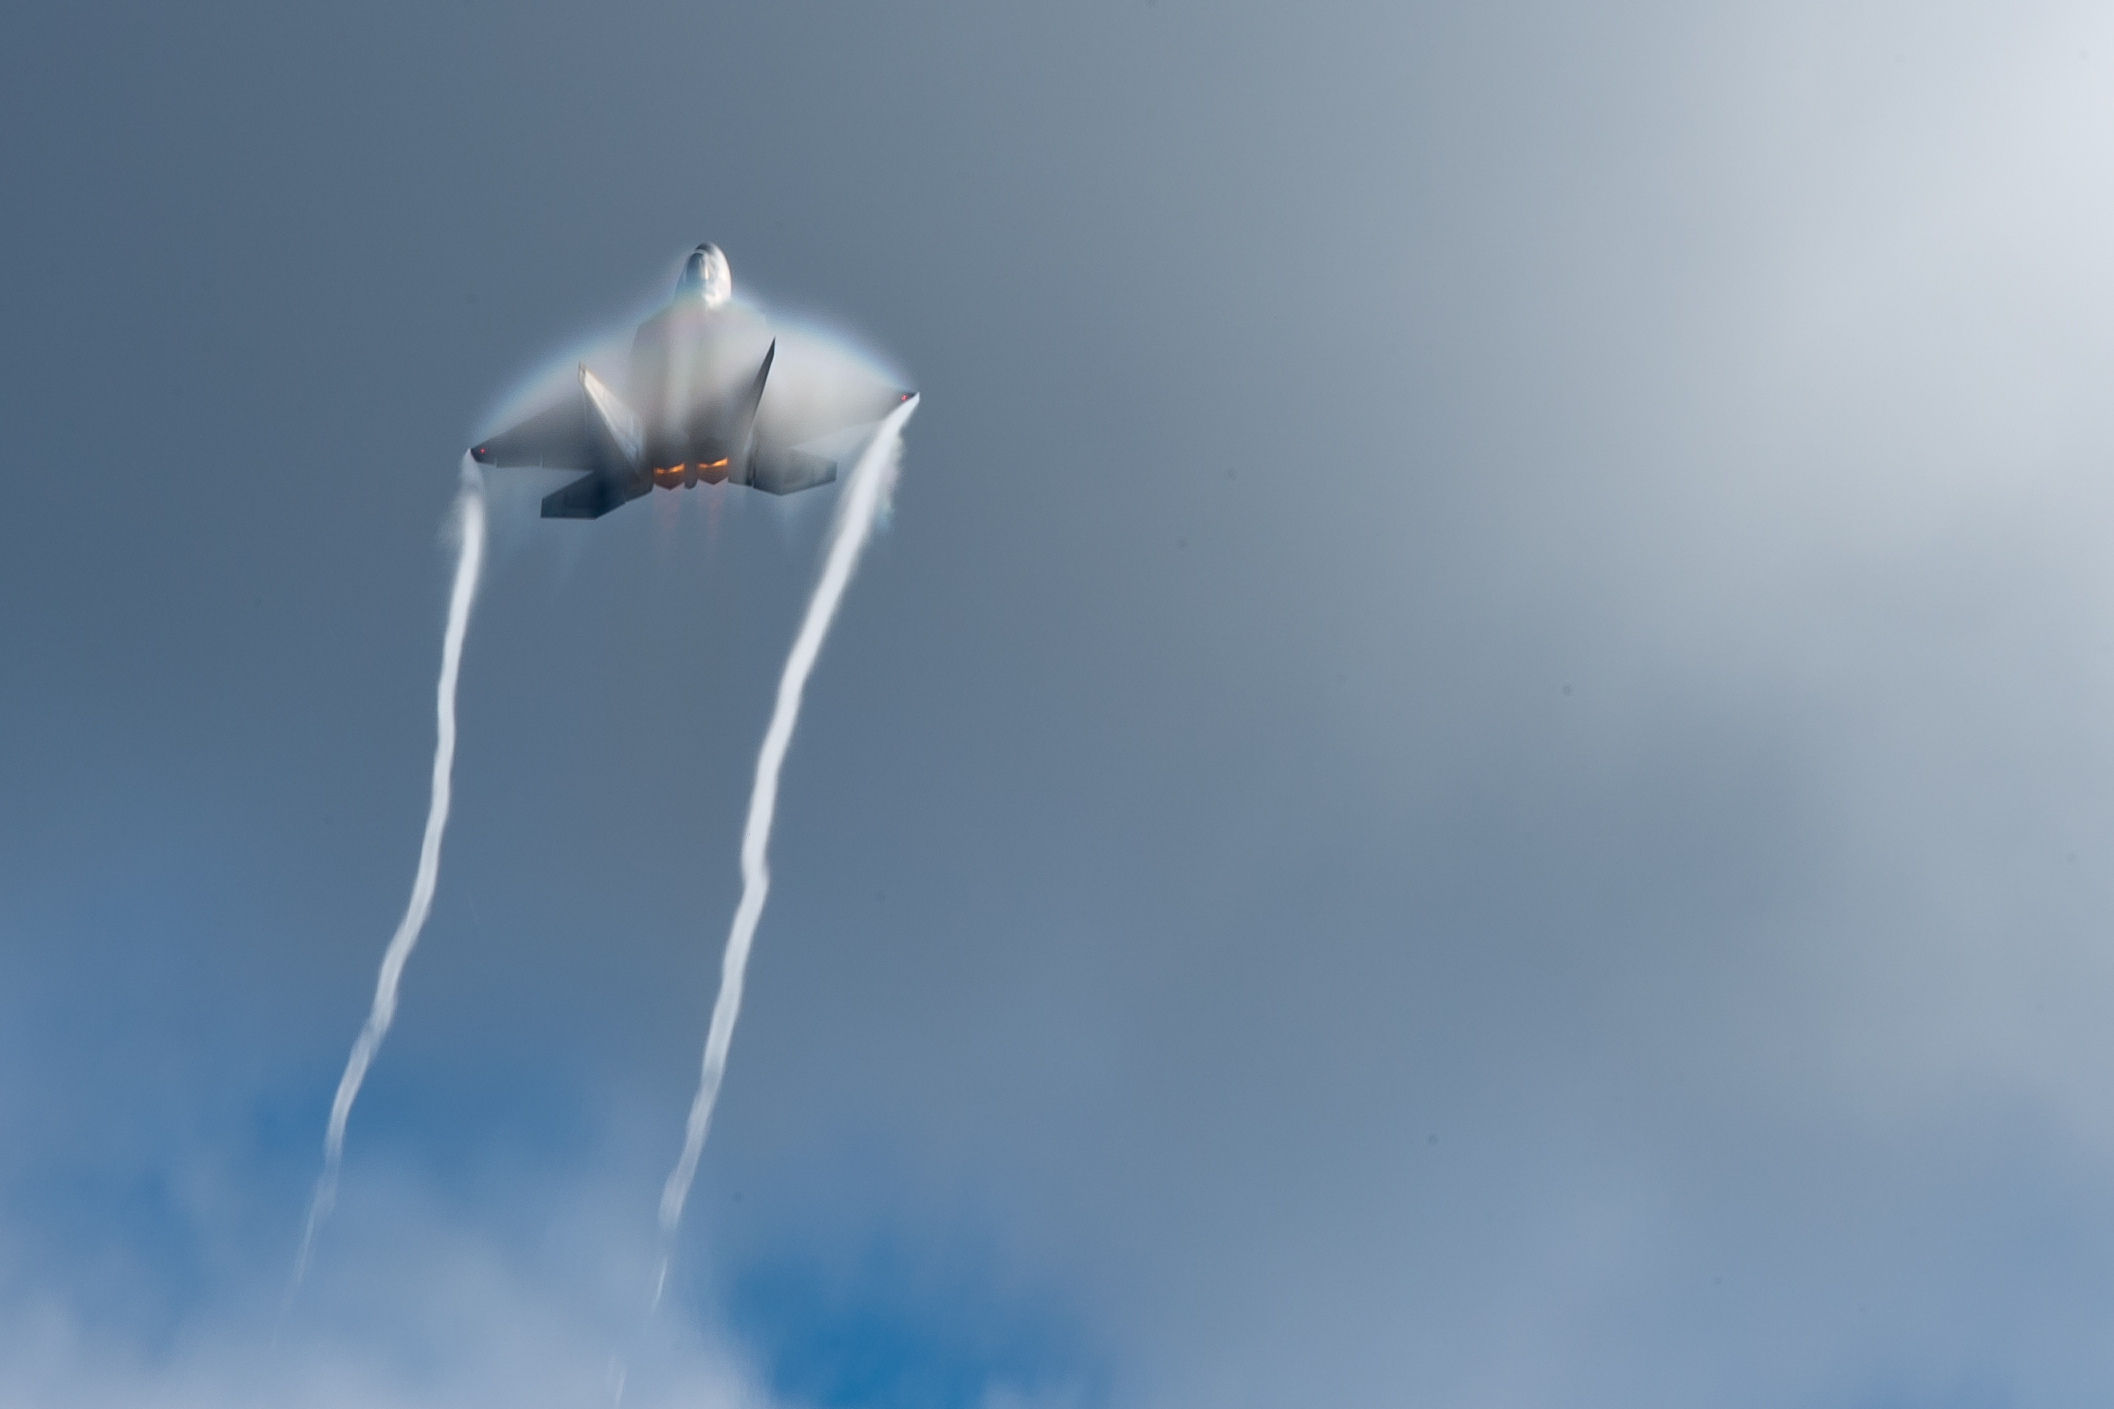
<box><xmin>654</xmin><ymin>400</ymin><xmax>918</xmax><ymax>1269</ymax></box>
<box><xmin>288</xmin><ymin>457</ymin><xmax>488</xmax><ymax>1302</ymax></box>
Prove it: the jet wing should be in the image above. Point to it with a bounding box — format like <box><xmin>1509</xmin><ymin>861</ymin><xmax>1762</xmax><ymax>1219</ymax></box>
<box><xmin>472</xmin><ymin>367</ymin><xmax>648</xmax><ymax>520</ymax></box>
<box><xmin>748</xmin><ymin>446</ymin><xmax>838</xmax><ymax>495</ymax></box>
<box><xmin>754</xmin><ymin>369</ymin><xmax>914</xmax><ymax>451</ymax></box>
<box><xmin>472</xmin><ymin>390</ymin><xmax>603</xmax><ymax>471</ymax></box>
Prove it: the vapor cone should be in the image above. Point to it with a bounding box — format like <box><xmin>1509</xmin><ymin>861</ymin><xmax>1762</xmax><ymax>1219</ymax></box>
<box><xmin>293</xmin><ymin>459</ymin><xmax>487</xmax><ymax>1288</ymax></box>
<box><xmin>654</xmin><ymin>398</ymin><xmax>918</xmax><ymax>1293</ymax></box>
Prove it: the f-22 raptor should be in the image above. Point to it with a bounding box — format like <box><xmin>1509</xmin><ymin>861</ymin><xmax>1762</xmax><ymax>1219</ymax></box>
<box><xmin>471</xmin><ymin>244</ymin><xmax>912</xmax><ymax>519</ymax></box>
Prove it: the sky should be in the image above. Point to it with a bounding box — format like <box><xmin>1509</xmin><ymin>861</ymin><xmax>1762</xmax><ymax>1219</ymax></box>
<box><xmin>7</xmin><ymin>2</ymin><xmax>2114</xmax><ymax>1406</ymax></box>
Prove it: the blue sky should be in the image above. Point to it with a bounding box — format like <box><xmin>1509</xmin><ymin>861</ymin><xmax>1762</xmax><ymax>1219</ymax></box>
<box><xmin>10</xmin><ymin>2</ymin><xmax>2114</xmax><ymax>1406</ymax></box>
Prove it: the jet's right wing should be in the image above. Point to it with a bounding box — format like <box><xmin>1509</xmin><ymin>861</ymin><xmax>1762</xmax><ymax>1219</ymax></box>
<box><xmin>754</xmin><ymin>380</ymin><xmax>915</xmax><ymax>451</ymax></box>
<box><xmin>748</xmin><ymin>446</ymin><xmax>837</xmax><ymax>495</ymax></box>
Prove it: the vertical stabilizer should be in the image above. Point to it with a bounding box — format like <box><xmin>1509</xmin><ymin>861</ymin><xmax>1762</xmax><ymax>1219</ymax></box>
<box><xmin>731</xmin><ymin>341</ymin><xmax>776</xmax><ymax>485</ymax></box>
<box><xmin>580</xmin><ymin>364</ymin><xmax>643</xmax><ymax>469</ymax></box>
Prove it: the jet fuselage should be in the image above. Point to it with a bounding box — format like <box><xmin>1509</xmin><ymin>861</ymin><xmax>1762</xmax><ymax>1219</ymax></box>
<box><xmin>470</xmin><ymin>242</ymin><xmax>906</xmax><ymax>518</ymax></box>
<box><xmin>628</xmin><ymin>297</ymin><xmax>773</xmax><ymax>489</ymax></box>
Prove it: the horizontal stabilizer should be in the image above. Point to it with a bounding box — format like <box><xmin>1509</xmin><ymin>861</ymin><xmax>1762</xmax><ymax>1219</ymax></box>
<box><xmin>541</xmin><ymin>471</ymin><xmax>649</xmax><ymax>519</ymax></box>
<box><xmin>749</xmin><ymin>447</ymin><xmax>837</xmax><ymax>496</ymax></box>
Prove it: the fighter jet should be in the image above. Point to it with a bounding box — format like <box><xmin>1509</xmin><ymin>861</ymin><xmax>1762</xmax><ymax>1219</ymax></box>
<box><xmin>470</xmin><ymin>244</ymin><xmax>912</xmax><ymax>518</ymax></box>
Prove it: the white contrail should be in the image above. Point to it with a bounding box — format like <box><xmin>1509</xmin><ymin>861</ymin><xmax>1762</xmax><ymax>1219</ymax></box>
<box><xmin>292</xmin><ymin>458</ymin><xmax>488</xmax><ymax>1290</ymax></box>
<box><xmin>653</xmin><ymin>398</ymin><xmax>918</xmax><ymax>1300</ymax></box>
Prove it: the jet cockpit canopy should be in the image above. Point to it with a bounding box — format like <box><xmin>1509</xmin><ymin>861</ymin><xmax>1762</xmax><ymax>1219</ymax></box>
<box><xmin>677</xmin><ymin>243</ymin><xmax>732</xmax><ymax>309</ymax></box>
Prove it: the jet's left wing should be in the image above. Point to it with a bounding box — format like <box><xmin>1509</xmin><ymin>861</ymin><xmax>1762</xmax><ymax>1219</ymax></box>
<box><xmin>471</xmin><ymin>367</ymin><xmax>648</xmax><ymax>520</ymax></box>
<box><xmin>472</xmin><ymin>391</ymin><xmax>598</xmax><ymax>471</ymax></box>
<box><xmin>473</xmin><ymin>367</ymin><xmax>640</xmax><ymax>468</ymax></box>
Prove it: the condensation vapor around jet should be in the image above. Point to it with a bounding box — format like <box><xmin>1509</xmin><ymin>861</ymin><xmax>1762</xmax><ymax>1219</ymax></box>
<box><xmin>291</xmin><ymin>459</ymin><xmax>487</xmax><ymax>1294</ymax></box>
